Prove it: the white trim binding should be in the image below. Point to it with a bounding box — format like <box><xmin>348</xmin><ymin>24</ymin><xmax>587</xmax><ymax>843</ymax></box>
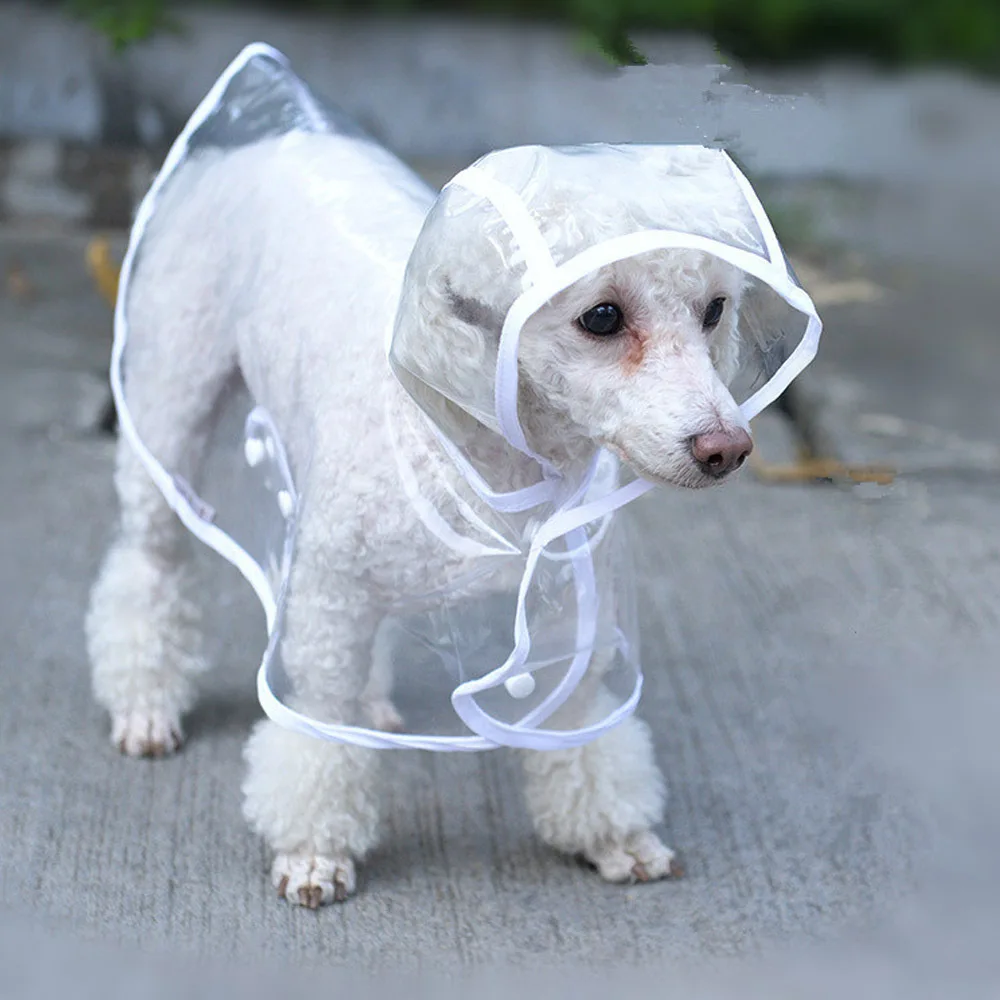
<box><xmin>111</xmin><ymin>43</ymin><xmax>291</xmax><ymax>636</ymax></box>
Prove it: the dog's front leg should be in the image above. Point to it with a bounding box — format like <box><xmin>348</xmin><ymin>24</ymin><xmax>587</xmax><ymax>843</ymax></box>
<box><xmin>241</xmin><ymin>532</ymin><xmax>383</xmax><ymax>907</ymax></box>
<box><xmin>518</xmin><ymin>658</ymin><xmax>677</xmax><ymax>884</ymax></box>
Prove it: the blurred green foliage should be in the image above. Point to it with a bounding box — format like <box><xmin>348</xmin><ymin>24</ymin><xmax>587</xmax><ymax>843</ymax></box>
<box><xmin>66</xmin><ymin>0</ymin><xmax>1000</xmax><ymax>73</ymax></box>
<box><xmin>67</xmin><ymin>0</ymin><xmax>172</xmax><ymax>49</ymax></box>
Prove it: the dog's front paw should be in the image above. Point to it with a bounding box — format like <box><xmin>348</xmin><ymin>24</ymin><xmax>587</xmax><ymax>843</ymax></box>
<box><xmin>584</xmin><ymin>830</ymin><xmax>679</xmax><ymax>884</ymax></box>
<box><xmin>112</xmin><ymin>709</ymin><xmax>183</xmax><ymax>757</ymax></box>
<box><xmin>272</xmin><ymin>851</ymin><xmax>357</xmax><ymax>908</ymax></box>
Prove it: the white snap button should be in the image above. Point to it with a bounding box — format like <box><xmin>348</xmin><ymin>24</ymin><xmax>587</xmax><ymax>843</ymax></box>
<box><xmin>277</xmin><ymin>490</ymin><xmax>295</xmax><ymax>518</ymax></box>
<box><xmin>504</xmin><ymin>673</ymin><xmax>536</xmax><ymax>699</ymax></box>
<box><xmin>244</xmin><ymin>437</ymin><xmax>265</xmax><ymax>467</ymax></box>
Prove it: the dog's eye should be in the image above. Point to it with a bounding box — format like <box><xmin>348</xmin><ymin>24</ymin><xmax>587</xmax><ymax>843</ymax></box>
<box><xmin>578</xmin><ymin>303</ymin><xmax>624</xmax><ymax>336</ymax></box>
<box><xmin>702</xmin><ymin>296</ymin><xmax>726</xmax><ymax>329</ymax></box>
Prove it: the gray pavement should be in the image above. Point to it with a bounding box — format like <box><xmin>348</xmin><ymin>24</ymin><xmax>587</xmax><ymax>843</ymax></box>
<box><xmin>1</xmin><ymin>185</ymin><xmax>1000</xmax><ymax>989</ymax></box>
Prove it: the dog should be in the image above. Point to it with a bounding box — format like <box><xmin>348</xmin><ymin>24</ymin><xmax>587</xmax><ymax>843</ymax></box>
<box><xmin>85</xmin><ymin>128</ymin><xmax>758</xmax><ymax>907</ymax></box>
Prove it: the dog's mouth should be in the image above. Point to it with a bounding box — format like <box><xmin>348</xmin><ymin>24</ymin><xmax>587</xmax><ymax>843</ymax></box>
<box><xmin>600</xmin><ymin>439</ymin><xmax>722</xmax><ymax>491</ymax></box>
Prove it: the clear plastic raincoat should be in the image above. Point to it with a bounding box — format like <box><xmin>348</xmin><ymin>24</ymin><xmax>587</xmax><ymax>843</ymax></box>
<box><xmin>113</xmin><ymin>44</ymin><xmax>822</xmax><ymax>752</ymax></box>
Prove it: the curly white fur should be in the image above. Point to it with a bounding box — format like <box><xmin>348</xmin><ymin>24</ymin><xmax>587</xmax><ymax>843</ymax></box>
<box><xmin>86</xmin><ymin>131</ymin><xmax>755</xmax><ymax>903</ymax></box>
<box><xmin>520</xmin><ymin>683</ymin><xmax>672</xmax><ymax>882</ymax></box>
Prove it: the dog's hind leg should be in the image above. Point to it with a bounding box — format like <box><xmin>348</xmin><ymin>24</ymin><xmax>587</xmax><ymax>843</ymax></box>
<box><xmin>85</xmin><ymin>279</ymin><xmax>236</xmax><ymax>757</ymax></box>
<box><xmin>360</xmin><ymin>615</ymin><xmax>405</xmax><ymax>733</ymax></box>
<box><xmin>517</xmin><ymin>659</ymin><xmax>678</xmax><ymax>884</ymax></box>
<box><xmin>241</xmin><ymin>496</ymin><xmax>385</xmax><ymax>906</ymax></box>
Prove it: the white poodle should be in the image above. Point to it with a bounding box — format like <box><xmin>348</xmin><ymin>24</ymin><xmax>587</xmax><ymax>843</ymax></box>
<box><xmin>85</xmin><ymin>129</ymin><xmax>759</xmax><ymax>907</ymax></box>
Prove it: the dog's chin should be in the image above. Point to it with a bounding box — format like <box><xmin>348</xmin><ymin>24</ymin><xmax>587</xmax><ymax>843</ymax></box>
<box><xmin>602</xmin><ymin>442</ymin><xmax>720</xmax><ymax>490</ymax></box>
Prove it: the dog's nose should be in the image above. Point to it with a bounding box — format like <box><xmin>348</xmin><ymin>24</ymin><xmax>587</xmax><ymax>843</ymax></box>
<box><xmin>689</xmin><ymin>428</ymin><xmax>753</xmax><ymax>478</ymax></box>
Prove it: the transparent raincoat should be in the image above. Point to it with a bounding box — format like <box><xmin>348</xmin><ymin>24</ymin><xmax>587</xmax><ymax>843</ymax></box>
<box><xmin>113</xmin><ymin>44</ymin><xmax>822</xmax><ymax>752</ymax></box>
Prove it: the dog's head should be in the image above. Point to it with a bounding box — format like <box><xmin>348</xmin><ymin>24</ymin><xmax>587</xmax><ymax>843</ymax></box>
<box><xmin>393</xmin><ymin>146</ymin><xmax>775</xmax><ymax>489</ymax></box>
<box><xmin>514</xmin><ymin>249</ymin><xmax>752</xmax><ymax>488</ymax></box>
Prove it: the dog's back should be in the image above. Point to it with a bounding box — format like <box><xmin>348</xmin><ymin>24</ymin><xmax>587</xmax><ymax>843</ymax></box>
<box><xmin>127</xmin><ymin>130</ymin><xmax>436</xmax><ymax>470</ymax></box>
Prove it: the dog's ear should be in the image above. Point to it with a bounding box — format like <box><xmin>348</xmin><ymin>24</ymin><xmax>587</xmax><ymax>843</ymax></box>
<box><xmin>443</xmin><ymin>280</ymin><xmax>504</xmax><ymax>341</ymax></box>
<box><xmin>391</xmin><ymin>188</ymin><xmax>524</xmax><ymax>427</ymax></box>
<box><xmin>737</xmin><ymin>279</ymin><xmax>799</xmax><ymax>383</ymax></box>
<box><xmin>393</xmin><ymin>262</ymin><xmax>508</xmax><ymax>432</ymax></box>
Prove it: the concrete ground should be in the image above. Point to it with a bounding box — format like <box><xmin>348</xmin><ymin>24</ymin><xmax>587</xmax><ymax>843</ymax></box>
<box><xmin>1</xmin><ymin>179</ymin><xmax>999</xmax><ymax>995</ymax></box>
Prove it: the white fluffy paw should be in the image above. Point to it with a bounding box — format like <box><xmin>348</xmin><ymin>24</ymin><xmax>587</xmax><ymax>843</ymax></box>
<box><xmin>112</xmin><ymin>709</ymin><xmax>183</xmax><ymax>758</ymax></box>
<box><xmin>272</xmin><ymin>851</ymin><xmax>357</xmax><ymax>908</ymax></box>
<box><xmin>585</xmin><ymin>830</ymin><xmax>679</xmax><ymax>884</ymax></box>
